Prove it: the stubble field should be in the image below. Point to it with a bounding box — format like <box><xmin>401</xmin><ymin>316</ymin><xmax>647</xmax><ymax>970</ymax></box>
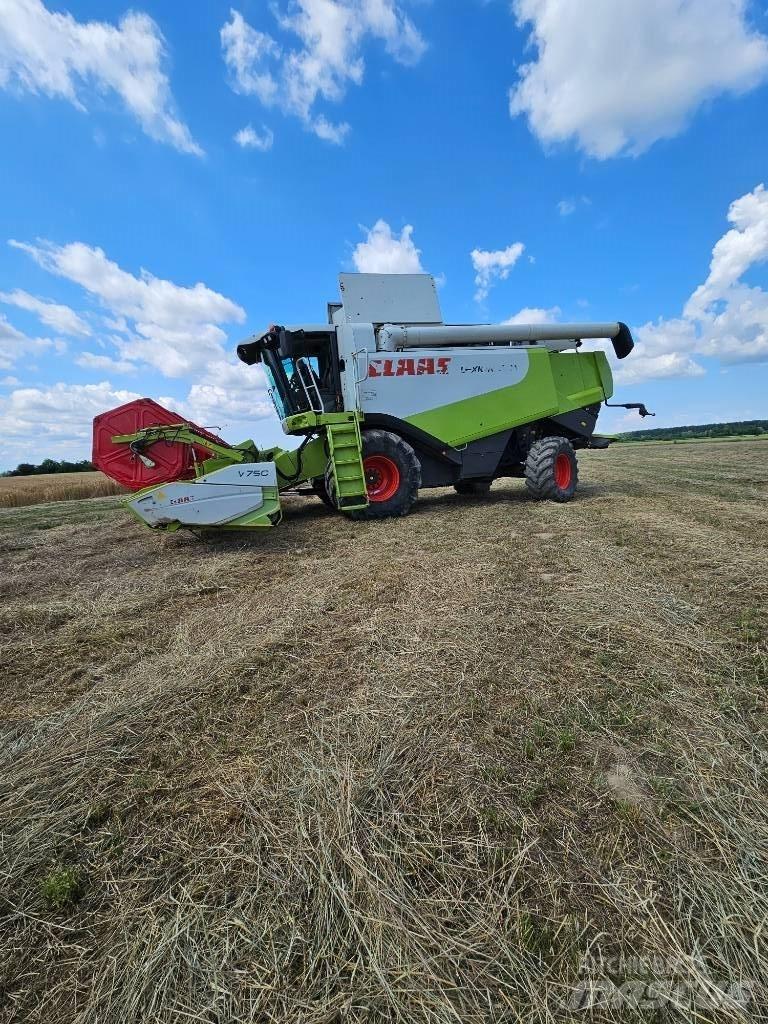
<box><xmin>1</xmin><ymin>440</ymin><xmax>766</xmax><ymax>1022</ymax></box>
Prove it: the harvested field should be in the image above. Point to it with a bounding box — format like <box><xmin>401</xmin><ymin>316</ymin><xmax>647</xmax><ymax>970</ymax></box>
<box><xmin>1</xmin><ymin>440</ymin><xmax>766</xmax><ymax>1022</ymax></box>
<box><xmin>0</xmin><ymin>472</ymin><xmax>125</xmax><ymax>509</ymax></box>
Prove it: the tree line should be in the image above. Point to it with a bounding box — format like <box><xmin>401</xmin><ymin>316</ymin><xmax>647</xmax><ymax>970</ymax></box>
<box><xmin>2</xmin><ymin>458</ymin><xmax>95</xmax><ymax>477</ymax></box>
<box><xmin>617</xmin><ymin>420</ymin><xmax>768</xmax><ymax>442</ymax></box>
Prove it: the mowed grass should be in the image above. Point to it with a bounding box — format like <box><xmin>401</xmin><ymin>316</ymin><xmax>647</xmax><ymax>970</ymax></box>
<box><xmin>0</xmin><ymin>440</ymin><xmax>766</xmax><ymax>1023</ymax></box>
<box><xmin>0</xmin><ymin>471</ymin><xmax>125</xmax><ymax>509</ymax></box>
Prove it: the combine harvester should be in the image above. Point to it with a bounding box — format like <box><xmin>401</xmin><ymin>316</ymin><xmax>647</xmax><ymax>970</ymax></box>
<box><xmin>93</xmin><ymin>274</ymin><xmax>650</xmax><ymax>531</ymax></box>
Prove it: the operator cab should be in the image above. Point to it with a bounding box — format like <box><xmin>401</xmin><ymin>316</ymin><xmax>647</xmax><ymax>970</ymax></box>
<box><xmin>237</xmin><ymin>326</ymin><xmax>343</xmax><ymax>419</ymax></box>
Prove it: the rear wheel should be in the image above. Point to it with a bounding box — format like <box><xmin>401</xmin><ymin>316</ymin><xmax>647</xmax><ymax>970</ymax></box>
<box><xmin>525</xmin><ymin>437</ymin><xmax>578</xmax><ymax>502</ymax></box>
<box><xmin>348</xmin><ymin>429</ymin><xmax>421</xmax><ymax>519</ymax></box>
<box><xmin>454</xmin><ymin>480</ymin><xmax>492</xmax><ymax>496</ymax></box>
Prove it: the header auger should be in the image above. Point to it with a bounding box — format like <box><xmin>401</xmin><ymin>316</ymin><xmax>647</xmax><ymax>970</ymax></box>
<box><xmin>92</xmin><ymin>273</ymin><xmax>651</xmax><ymax>532</ymax></box>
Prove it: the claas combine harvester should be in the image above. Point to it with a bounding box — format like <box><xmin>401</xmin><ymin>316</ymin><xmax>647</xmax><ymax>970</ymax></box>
<box><xmin>93</xmin><ymin>274</ymin><xmax>650</xmax><ymax>531</ymax></box>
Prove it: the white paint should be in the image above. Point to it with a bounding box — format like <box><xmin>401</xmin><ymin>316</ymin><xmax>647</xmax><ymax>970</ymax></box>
<box><xmin>128</xmin><ymin>461</ymin><xmax>277</xmax><ymax>526</ymax></box>
<box><xmin>357</xmin><ymin>348</ymin><xmax>530</xmax><ymax>420</ymax></box>
<box><xmin>338</xmin><ymin>273</ymin><xmax>442</xmax><ymax>325</ymax></box>
<box><xmin>197</xmin><ymin>462</ymin><xmax>278</xmax><ymax>486</ymax></box>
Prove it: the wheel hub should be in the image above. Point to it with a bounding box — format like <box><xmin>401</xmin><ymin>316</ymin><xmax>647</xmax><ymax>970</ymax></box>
<box><xmin>554</xmin><ymin>452</ymin><xmax>573</xmax><ymax>490</ymax></box>
<box><xmin>364</xmin><ymin>455</ymin><xmax>400</xmax><ymax>501</ymax></box>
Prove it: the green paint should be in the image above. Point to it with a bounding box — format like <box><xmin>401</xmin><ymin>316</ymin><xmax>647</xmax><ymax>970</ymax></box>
<box><xmin>406</xmin><ymin>350</ymin><xmax>610</xmax><ymax>447</ymax></box>
<box><xmin>216</xmin><ymin>487</ymin><xmax>282</xmax><ymax>529</ymax></box>
<box><xmin>323</xmin><ymin>416</ymin><xmax>368</xmax><ymax>510</ymax></box>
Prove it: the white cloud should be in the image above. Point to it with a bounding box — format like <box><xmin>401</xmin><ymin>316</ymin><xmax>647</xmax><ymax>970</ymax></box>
<box><xmin>234</xmin><ymin>123</ymin><xmax>274</xmax><ymax>150</ymax></box>
<box><xmin>685</xmin><ymin>184</ymin><xmax>768</xmax><ymax>318</ymax></box>
<box><xmin>0</xmin><ymin>312</ymin><xmax>60</xmax><ymax>370</ymax></box>
<box><xmin>616</xmin><ymin>184</ymin><xmax>768</xmax><ymax>385</ymax></box>
<box><xmin>0</xmin><ymin>287</ymin><xmax>91</xmax><ymax>336</ymax></box>
<box><xmin>311</xmin><ymin>114</ymin><xmax>351</xmax><ymax>144</ymax></box>
<box><xmin>471</xmin><ymin>242</ymin><xmax>525</xmax><ymax>302</ymax></box>
<box><xmin>0</xmin><ymin>0</ymin><xmax>201</xmax><ymax>154</ymax></box>
<box><xmin>557</xmin><ymin>196</ymin><xmax>590</xmax><ymax>217</ymax></box>
<box><xmin>352</xmin><ymin>220</ymin><xmax>423</xmax><ymax>273</ymax></box>
<box><xmin>615</xmin><ymin>351</ymin><xmax>706</xmax><ymax>387</ymax></box>
<box><xmin>504</xmin><ymin>305</ymin><xmax>560</xmax><ymax>325</ymax></box>
<box><xmin>0</xmin><ymin>380</ymin><xmax>142</xmax><ymax>465</ymax></box>
<box><xmin>220</xmin><ymin>10</ymin><xmax>281</xmax><ymax>105</ymax></box>
<box><xmin>509</xmin><ymin>0</ymin><xmax>768</xmax><ymax>158</ymax></box>
<box><xmin>220</xmin><ymin>3</ymin><xmax>426</xmax><ymax>143</ymax></box>
<box><xmin>11</xmin><ymin>238</ymin><xmax>246</xmax><ymax>378</ymax></box>
<box><xmin>162</xmin><ymin>380</ymin><xmax>273</xmax><ymax>431</ymax></box>
<box><xmin>75</xmin><ymin>351</ymin><xmax>135</xmax><ymax>374</ymax></box>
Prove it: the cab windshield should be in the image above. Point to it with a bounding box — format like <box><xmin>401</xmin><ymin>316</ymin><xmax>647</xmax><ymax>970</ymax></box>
<box><xmin>263</xmin><ymin>338</ymin><xmax>339</xmax><ymax>418</ymax></box>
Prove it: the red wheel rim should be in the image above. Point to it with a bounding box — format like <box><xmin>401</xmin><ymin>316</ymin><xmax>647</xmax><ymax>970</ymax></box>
<box><xmin>554</xmin><ymin>452</ymin><xmax>572</xmax><ymax>490</ymax></box>
<box><xmin>364</xmin><ymin>455</ymin><xmax>400</xmax><ymax>501</ymax></box>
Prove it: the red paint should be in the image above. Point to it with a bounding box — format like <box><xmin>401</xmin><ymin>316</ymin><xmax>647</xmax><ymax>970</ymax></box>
<box><xmin>364</xmin><ymin>454</ymin><xmax>401</xmax><ymax>501</ymax></box>
<box><xmin>92</xmin><ymin>398</ymin><xmax>229</xmax><ymax>492</ymax></box>
<box><xmin>554</xmin><ymin>452</ymin><xmax>573</xmax><ymax>490</ymax></box>
<box><xmin>369</xmin><ymin>356</ymin><xmax>451</xmax><ymax>378</ymax></box>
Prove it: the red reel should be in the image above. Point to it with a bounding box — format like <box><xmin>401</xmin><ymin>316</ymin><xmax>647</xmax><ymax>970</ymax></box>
<box><xmin>92</xmin><ymin>398</ymin><xmax>228</xmax><ymax>492</ymax></box>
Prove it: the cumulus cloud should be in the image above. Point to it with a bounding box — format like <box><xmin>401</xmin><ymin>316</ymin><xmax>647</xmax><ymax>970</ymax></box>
<box><xmin>75</xmin><ymin>351</ymin><xmax>136</xmax><ymax>374</ymax></box>
<box><xmin>0</xmin><ymin>288</ymin><xmax>91</xmax><ymax>336</ymax></box>
<box><xmin>471</xmin><ymin>243</ymin><xmax>525</xmax><ymax>302</ymax></box>
<box><xmin>0</xmin><ymin>380</ymin><xmax>141</xmax><ymax>464</ymax></box>
<box><xmin>509</xmin><ymin>0</ymin><xmax>768</xmax><ymax>158</ymax></box>
<box><xmin>10</xmin><ymin>238</ymin><xmax>246</xmax><ymax>378</ymax></box>
<box><xmin>504</xmin><ymin>305</ymin><xmax>561</xmax><ymax>325</ymax></box>
<box><xmin>617</xmin><ymin>184</ymin><xmax>768</xmax><ymax>384</ymax></box>
<box><xmin>0</xmin><ymin>0</ymin><xmax>201</xmax><ymax>154</ymax></box>
<box><xmin>1</xmin><ymin>239</ymin><xmax>281</xmax><ymax>465</ymax></box>
<box><xmin>685</xmin><ymin>184</ymin><xmax>768</xmax><ymax>318</ymax></box>
<box><xmin>233</xmin><ymin>123</ymin><xmax>274</xmax><ymax>150</ymax></box>
<box><xmin>220</xmin><ymin>3</ymin><xmax>426</xmax><ymax>143</ymax></box>
<box><xmin>615</xmin><ymin>350</ymin><xmax>706</xmax><ymax>387</ymax></box>
<box><xmin>162</xmin><ymin>380</ymin><xmax>274</xmax><ymax>431</ymax></box>
<box><xmin>0</xmin><ymin>312</ymin><xmax>62</xmax><ymax>370</ymax></box>
<box><xmin>352</xmin><ymin>220</ymin><xmax>423</xmax><ymax>273</ymax></box>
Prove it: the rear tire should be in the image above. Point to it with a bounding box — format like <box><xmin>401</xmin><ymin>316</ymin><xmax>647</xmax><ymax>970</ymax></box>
<box><xmin>525</xmin><ymin>437</ymin><xmax>578</xmax><ymax>502</ymax></box>
<box><xmin>348</xmin><ymin>429</ymin><xmax>421</xmax><ymax>520</ymax></box>
<box><xmin>454</xmin><ymin>480</ymin><xmax>492</xmax><ymax>496</ymax></box>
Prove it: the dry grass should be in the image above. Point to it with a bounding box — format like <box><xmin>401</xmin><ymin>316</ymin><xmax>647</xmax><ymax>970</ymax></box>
<box><xmin>0</xmin><ymin>472</ymin><xmax>125</xmax><ymax>509</ymax></box>
<box><xmin>1</xmin><ymin>440</ymin><xmax>766</xmax><ymax>1023</ymax></box>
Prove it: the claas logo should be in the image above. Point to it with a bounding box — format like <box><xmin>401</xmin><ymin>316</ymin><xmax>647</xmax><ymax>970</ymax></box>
<box><xmin>369</xmin><ymin>357</ymin><xmax>451</xmax><ymax>378</ymax></box>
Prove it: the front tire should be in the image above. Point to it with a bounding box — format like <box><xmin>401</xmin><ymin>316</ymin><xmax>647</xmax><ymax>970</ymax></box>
<box><xmin>348</xmin><ymin>429</ymin><xmax>421</xmax><ymax>520</ymax></box>
<box><xmin>310</xmin><ymin>476</ymin><xmax>335</xmax><ymax>509</ymax></box>
<box><xmin>525</xmin><ymin>437</ymin><xmax>578</xmax><ymax>502</ymax></box>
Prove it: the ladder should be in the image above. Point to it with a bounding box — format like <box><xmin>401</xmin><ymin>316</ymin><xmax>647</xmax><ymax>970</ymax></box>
<box><xmin>323</xmin><ymin>415</ymin><xmax>368</xmax><ymax>511</ymax></box>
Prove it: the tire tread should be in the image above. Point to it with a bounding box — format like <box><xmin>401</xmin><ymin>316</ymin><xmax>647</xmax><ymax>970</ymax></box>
<box><xmin>524</xmin><ymin>436</ymin><xmax>578</xmax><ymax>502</ymax></box>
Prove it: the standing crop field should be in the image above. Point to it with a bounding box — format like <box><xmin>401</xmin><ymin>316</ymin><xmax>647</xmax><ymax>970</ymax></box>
<box><xmin>0</xmin><ymin>472</ymin><xmax>125</xmax><ymax>509</ymax></box>
<box><xmin>1</xmin><ymin>440</ymin><xmax>766</xmax><ymax>1022</ymax></box>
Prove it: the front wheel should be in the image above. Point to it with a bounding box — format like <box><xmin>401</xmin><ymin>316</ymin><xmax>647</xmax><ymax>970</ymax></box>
<box><xmin>348</xmin><ymin>429</ymin><xmax>421</xmax><ymax>520</ymax></box>
<box><xmin>525</xmin><ymin>437</ymin><xmax>578</xmax><ymax>502</ymax></box>
<box><xmin>310</xmin><ymin>476</ymin><xmax>335</xmax><ymax>509</ymax></box>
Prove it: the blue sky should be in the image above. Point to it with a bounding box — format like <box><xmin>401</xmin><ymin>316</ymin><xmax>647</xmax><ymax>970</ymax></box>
<box><xmin>1</xmin><ymin>0</ymin><xmax>768</xmax><ymax>470</ymax></box>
